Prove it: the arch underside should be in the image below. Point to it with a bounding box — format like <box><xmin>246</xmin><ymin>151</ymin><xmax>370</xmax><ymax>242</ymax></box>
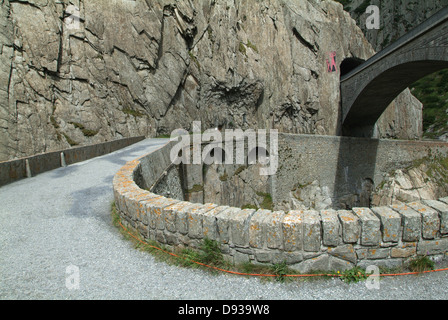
<box><xmin>342</xmin><ymin>59</ymin><xmax>448</xmax><ymax>137</ymax></box>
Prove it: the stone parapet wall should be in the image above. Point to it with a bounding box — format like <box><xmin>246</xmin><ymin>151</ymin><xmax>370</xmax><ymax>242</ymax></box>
<box><xmin>0</xmin><ymin>136</ymin><xmax>145</xmax><ymax>187</ymax></box>
<box><xmin>113</xmin><ymin>140</ymin><xmax>448</xmax><ymax>272</ymax></box>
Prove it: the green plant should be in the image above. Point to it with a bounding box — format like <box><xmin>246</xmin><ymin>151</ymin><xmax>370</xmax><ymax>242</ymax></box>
<box><xmin>339</xmin><ymin>267</ymin><xmax>368</xmax><ymax>283</ymax></box>
<box><xmin>408</xmin><ymin>256</ymin><xmax>435</xmax><ymax>273</ymax></box>
<box><xmin>270</xmin><ymin>261</ymin><xmax>289</xmax><ymax>282</ymax></box>
<box><xmin>246</xmin><ymin>39</ymin><xmax>258</xmax><ymax>53</ymax></box>
<box><xmin>256</xmin><ymin>191</ymin><xmax>273</xmax><ymax>211</ymax></box>
<box><xmin>198</xmin><ymin>238</ymin><xmax>226</xmax><ymax>266</ymax></box>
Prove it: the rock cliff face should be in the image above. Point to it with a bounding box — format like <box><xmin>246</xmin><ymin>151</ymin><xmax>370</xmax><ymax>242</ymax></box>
<box><xmin>0</xmin><ymin>0</ymin><xmax>422</xmax><ymax>161</ymax></box>
<box><xmin>340</xmin><ymin>0</ymin><xmax>448</xmax><ymax>52</ymax></box>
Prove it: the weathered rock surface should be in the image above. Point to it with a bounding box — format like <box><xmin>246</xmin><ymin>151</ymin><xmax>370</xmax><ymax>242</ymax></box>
<box><xmin>372</xmin><ymin>159</ymin><xmax>448</xmax><ymax>207</ymax></box>
<box><xmin>0</xmin><ymin>0</ymin><xmax>423</xmax><ymax>161</ymax></box>
<box><xmin>341</xmin><ymin>0</ymin><xmax>448</xmax><ymax>52</ymax></box>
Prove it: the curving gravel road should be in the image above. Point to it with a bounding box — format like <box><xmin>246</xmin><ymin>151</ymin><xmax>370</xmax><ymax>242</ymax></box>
<box><xmin>1</xmin><ymin>138</ymin><xmax>448</xmax><ymax>300</ymax></box>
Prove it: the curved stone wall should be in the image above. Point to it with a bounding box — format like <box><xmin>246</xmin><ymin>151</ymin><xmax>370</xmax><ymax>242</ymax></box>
<box><xmin>113</xmin><ymin>140</ymin><xmax>448</xmax><ymax>272</ymax></box>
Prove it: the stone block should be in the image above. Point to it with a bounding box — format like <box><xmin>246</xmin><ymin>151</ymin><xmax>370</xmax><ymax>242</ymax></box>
<box><xmin>143</xmin><ymin>196</ymin><xmax>174</xmax><ymax>229</ymax></box>
<box><xmin>282</xmin><ymin>211</ymin><xmax>303</xmax><ymax>252</ymax></box>
<box><xmin>230</xmin><ymin>208</ymin><xmax>256</xmax><ymax>247</ymax></box>
<box><xmin>188</xmin><ymin>203</ymin><xmax>218</xmax><ymax>239</ymax></box>
<box><xmin>417</xmin><ymin>238</ymin><xmax>448</xmax><ymax>255</ymax></box>
<box><xmin>282</xmin><ymin>251</ymin><xmax>303</xmax><ymax>265</ymax></box>
<box><xmin>303</xmin><ymin>210</ymin><xmax>321</xmax><ymax>252</ymax></box>
<box><xmin>422</xmin><ymin>199</ymin><xmax>448</xmax><ymax>235</ymax></box>
<box><xmin>371</xmin><ymin>206</ymin><xmax>401</xmax><ymax>243</ymax></box>
<box><xmin>407</xmin><ymin>201</ymin><xmax>440</xmax><ymax>239</ymax></box>
<box><xmin>249</xmin><ymin>209</ymin><xmax>271</xmax><ymax>248</ymax></box>
<box><xmin>329</xmin><ymin>256</ymin><xmax>354</xmax><ymax>272</ymax></box>
<box><xmin>122</xmin><ymin>192</ymin><xmax>141</xmax><ymax>221</ymax></box>
<box><xmin>254</xmin><ymin>249</ymin><xmax>272</xmax><ymax>263</ymax></box>
<box><xmin>202</xmin><ymin>206</ymin><xmax>229</xmax><ymax>241</ymax></box>
<box><xmin>233</xmin><ymin>251</ymin><xmax>250</xmax><ymax>265</ymax></box>
<box><xmin>175</xmin><ymin>203</ymin><xmax>202</xmax><ymax>235</ymax></box>
<box><xmin>337</xmin><ymin>210</ymin><xmax>360</xmax><ymax>244</ymax></box>
<box><xmin>139</xmin><ymin>193</ymin><xmax>163</xmax><ymax>225</ymax></box>
<box><xmin>390</xmin><ymin>243</ymin><xmax>417</xmax><ymax>258</ymax></box>
<box><xmin>144</xmin><ymin>196</ymin><xmax>179</xmax><ymax>230</ymax></box>
<box><xmin>216</xmin><ymin>207</ymin><xmax>240</xmax><ymax>244</ymax></box>
<box><xmin>357</xmin><ymin>258</ymin><xmax>403</xmax><ymax>270</ymax></box>
<box><xmin>161</xmin><ymin>201</ymin><xmax>192</xmax><ymax>232</ymax></box>
<box><xmin>164</xmin><ymin>231</ymin><xmax>179</xmax><ymax>246</ymax></box>
<box><xmin>356</xmin><ymin>247</ymin><xmax>390</xmax><ymax>260</ymax></box>
<box><xmin>327</xmin><ymin>244</ymin><xmax>357</xmax><ymax>264</ymax></box>
<box><xmin>291</xmin><ymin>254</ymin><xmax>330</xmax><ymax>273</ymax></box>
<box><xmin>320</xmin><ymin>209</ymin><xmax>340</xmax><ymax>247</ymax></box>
<box><xmin>352</xmin><ymin>207</ymin><xmax>381</xmax><ymax>246</ymax></box>
<box><xmin>389</xmin><ymin>203</ymin><xmax>421</xmax><ymax>242</ymax></box>
<box><xmin>265</xmin><ymin>210</ymin><xmax>286</xmax><ymax>249</ymax></box>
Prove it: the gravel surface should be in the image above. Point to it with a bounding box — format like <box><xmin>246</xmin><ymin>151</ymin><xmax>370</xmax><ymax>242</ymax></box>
<box><xmin>1</xmin><ymin>138</ymin><xmax>448</xmax><ymax>300</ymax></box>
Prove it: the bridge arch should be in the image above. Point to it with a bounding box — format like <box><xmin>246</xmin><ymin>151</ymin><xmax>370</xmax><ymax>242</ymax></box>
<box><xmin>340</xmin><ymin>6</ymin><xmax>448</xmax><ymax>137</ymax></box>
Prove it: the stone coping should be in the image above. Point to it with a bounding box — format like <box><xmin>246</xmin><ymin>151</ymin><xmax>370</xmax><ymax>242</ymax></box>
<box><xmin>113</xmin><ymin>140</ymin><xmax>448</xmax><ymax>272</ymax></box>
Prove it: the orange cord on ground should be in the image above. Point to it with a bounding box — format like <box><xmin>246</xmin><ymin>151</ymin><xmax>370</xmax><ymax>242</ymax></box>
<box><xmin>119</xmin><ymin>221</ymin><xmax>448</xmax><ymax>279</ymax></box>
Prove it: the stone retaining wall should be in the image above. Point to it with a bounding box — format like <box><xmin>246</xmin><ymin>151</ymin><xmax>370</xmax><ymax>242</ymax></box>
<box><xmin>113</xmin><ymin>139</ymin><xmax>448</xmax><ymax>272</ymax></box>
<box><xmin>0</xmin><ymin>136</ymin><xmax>145</xmax><ymax>187</ymax></box>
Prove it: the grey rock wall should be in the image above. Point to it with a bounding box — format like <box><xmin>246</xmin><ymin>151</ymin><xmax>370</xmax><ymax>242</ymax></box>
<box><xmin>0</xmin><ymin>0</ymin><xmax>423</xmax><ymax>161</ymax></box>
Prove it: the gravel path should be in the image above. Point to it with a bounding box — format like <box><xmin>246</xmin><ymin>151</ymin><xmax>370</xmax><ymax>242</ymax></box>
<box><xmin>1</xmin><ymin>138</ymin><xmax>448</xmax><ymax>300</ymax></box>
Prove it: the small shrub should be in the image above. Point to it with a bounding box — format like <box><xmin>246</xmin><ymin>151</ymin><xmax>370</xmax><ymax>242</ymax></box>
<box><xmin>270</xmin><ymin>261</ymin><xmax>290</xmax><ymax>282</ymax></box>
<box><xmin>409</xmin><ymin>256</ymin><xmax>435</xmax><ymax>273</ymax></box>
<box><xmin>256</xmin><ymin>191</ymin><xmax>273</xmax><ymax>211</ymax></box>
<box><xmin>199</xmin><ymin>238</ymin><xmax>225</xmax><ymax>266</ymax></box>
<box><xmin>339</xmin><ymin>267</ymin><xmax>368</xmax><ymax>283</ymax></box>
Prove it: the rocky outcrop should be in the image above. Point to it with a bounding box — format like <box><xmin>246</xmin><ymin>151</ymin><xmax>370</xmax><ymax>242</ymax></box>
<box><xmin>372</xmin><ymin>157</ymin><xmax>448</xmax><ymax>206</ymax></box>
<box><xmin>0</xmin><ymin>0</ymin><xmax>423</xmax><ymax>161</ymax></box>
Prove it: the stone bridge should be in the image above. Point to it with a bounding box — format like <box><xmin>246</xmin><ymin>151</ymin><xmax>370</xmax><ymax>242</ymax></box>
<box><xmin>340</xmin><ymin>6</ymin><xmax>448</xmax><ymax>137</ymax></box>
